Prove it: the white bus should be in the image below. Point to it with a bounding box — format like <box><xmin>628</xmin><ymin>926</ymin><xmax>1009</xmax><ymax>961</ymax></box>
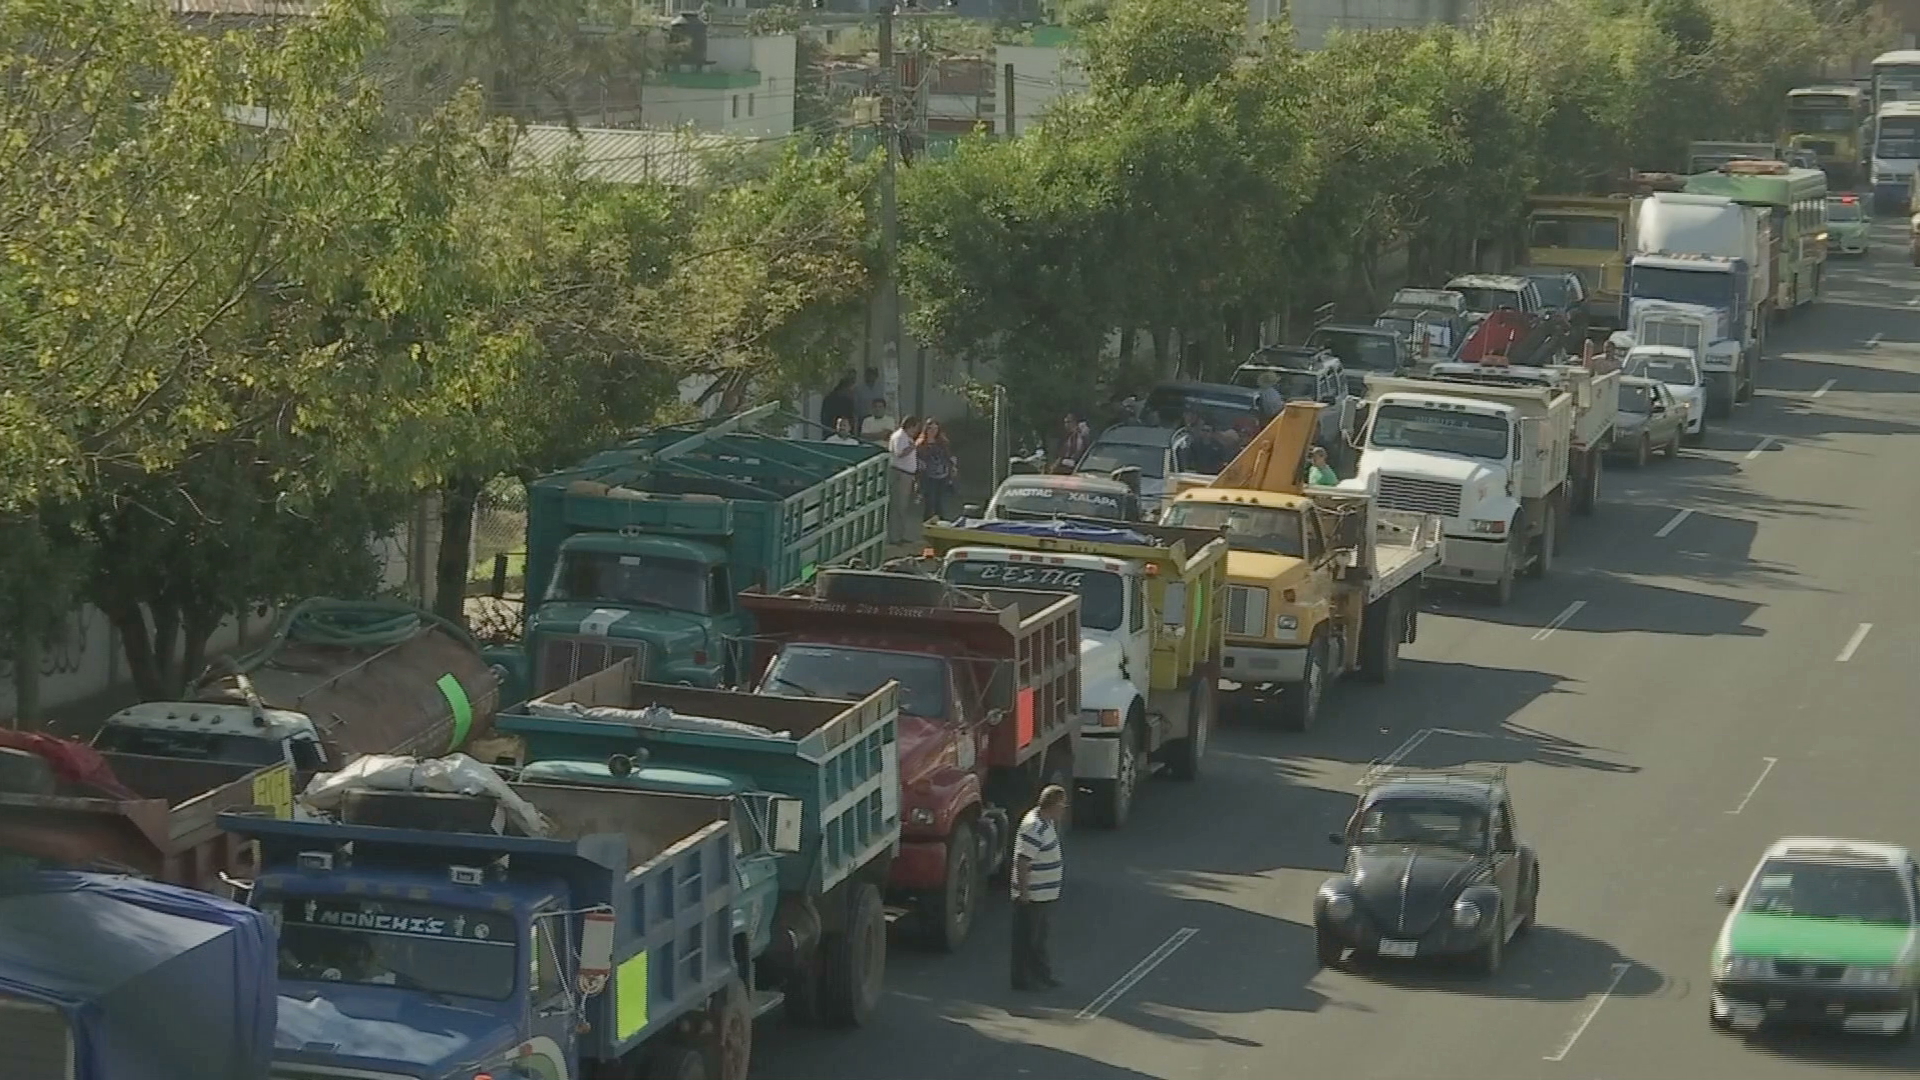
<box><xmin>1871</xmin><ymin>50</ymin><xmax>1920</xmax><ymax>104</ymax></box>
<box><xmin>1872</xmin><ymin>100</ymin><xmax>1920</xmax><ymax>212</ymax></box>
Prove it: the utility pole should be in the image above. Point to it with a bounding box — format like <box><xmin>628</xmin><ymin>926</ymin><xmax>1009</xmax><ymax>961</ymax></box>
<box><xmin>877</xmin><ymin>4</ymin><xmax>907</xmax><ymax>415</ymax></box>
<box><xmin>1003</xmin><ymin>61</ymin><xmax>1015</xmax><ymax>138</ymax></box>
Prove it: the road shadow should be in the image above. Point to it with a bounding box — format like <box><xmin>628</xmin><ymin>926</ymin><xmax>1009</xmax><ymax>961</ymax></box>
<box><xmin>1436</xmin><ymin>567</ymin><xmax>1770</xmax><ymax>636</ymax></box>
<box><xmin>1337</xmin><ymin>924</ymin><xmax>1663</xmax><ymax>1004</ymax></box>
<box><xmin>751</xmin><ymin>1012</ymin><xmax>1181</xmax><ymax>1080</ymax></box>
<box><xmin>1734</xmin><ymin>1025</ymin><xmax>1920</xmax><ymax>1071</ymax></box>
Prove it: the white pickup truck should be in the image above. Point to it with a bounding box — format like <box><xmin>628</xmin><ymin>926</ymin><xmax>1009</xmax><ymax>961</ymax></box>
<box><xmin>1352</xmin><ymin>363</ymin><xmax>1619</xmax><ymax>604</ymax></box>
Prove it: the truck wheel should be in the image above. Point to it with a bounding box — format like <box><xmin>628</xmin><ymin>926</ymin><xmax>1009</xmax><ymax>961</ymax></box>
<box><xmin>1629</xmin><ymin>434</ymin><xmax>1649</xmax><ymax>469</ymax></box>
<box><xmin>1277</xmin><ymin>634</ymin><xmax>1326</xmax><ymax>732</ymax></box>
<box><xmin>819</xmin><ymin>883</ymin><xmax>886</xmax><ymax>1027</ymax></box>
<box><xmin>1080</xmin><ymin>714</ymin><xmax>1140</xmax><ymax>830</ymax></box>
<box><xmin>925</xmin><ymin>816</ymin><xmax>977</xmax><ymax>953</ymax></box>
<box><xmin>1489</xmin><ymin>543</ymin><xmax>1516</xmax><ymax>607</ymax></box>
<box><xmin>1165</xmin><ymin>674</ymin><xmax>1211</xmax><ymax>782</ymax></box>
<box><xmin>649</xmin><ymin>1044</ymin><xmax>709</xmax><ymax>1080</ymax></box>
<box><xmin>1570</xmin><ymin>454</ymin><xmax>1597</xmax><ymax>518</ymax></box>
<box><xmin>1524</xmin><ymin>510</ymin><xmax>1554</xmax><ymax>580</ymax></box>
<box><xmin>709</xmin><ymin>975</ymin><xmax>752</xmax><ymax>1080</ymax></box>
<box><xmin>1358</xmin><ymin>593</ymin><xmax>1400</xmax><ymax>684</ymax></box>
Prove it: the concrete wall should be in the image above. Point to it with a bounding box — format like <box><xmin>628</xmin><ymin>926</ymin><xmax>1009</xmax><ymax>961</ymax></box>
<box><xmin>0</xmin><ymin>606</ymin><xmax>266</xmax><ymax>725</ymax></box>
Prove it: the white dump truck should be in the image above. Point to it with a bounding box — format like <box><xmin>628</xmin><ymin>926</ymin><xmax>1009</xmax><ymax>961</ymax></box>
<box><xmin>1353</xmin><ymin>362</ymin><xmax>1620</xmax><ymax>604</ymax></box>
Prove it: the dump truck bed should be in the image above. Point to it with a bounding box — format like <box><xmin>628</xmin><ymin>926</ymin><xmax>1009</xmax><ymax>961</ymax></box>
<box><xmin>500</xmin><ymin>657</ymin><xmax>901</xmax><ymax>895</ymax></box>
<box><xmin>0</xmin><ymin>752</ymin><xmax>291</xmax><ymax>891</ymax></box>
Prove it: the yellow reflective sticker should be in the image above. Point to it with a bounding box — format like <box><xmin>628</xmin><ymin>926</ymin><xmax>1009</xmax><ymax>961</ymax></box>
<box><xmin>251</xmin><ymin>765</ymin><xmax>294</xmax><ymax>820</ymax></box>
<box><xmin>615</xmin><ymin>950</ymin><xmax>650</xmax><ymax>1039</ymax></box>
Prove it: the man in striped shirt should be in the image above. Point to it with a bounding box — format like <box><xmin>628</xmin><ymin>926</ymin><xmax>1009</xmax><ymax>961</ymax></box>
<box><xmin>1011</xmin><ymin>783</ymin><xmax>1068</xmax><ymax>991</ymax></box>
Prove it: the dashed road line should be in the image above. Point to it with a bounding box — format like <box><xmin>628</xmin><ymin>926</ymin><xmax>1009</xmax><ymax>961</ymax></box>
<box><xmin>1076</xmin><ymin>928</ymin><xmax>1198</xmax><ymax>1020</ymax></box>
<box><xmin>1727</xmin><ymin>757</ymin><xmax>1779</xmax><ymax>815</ymax></box>
<box><xmin>1653</xmin><ymin>509</ymin><xmax>1692</xmax><ymax>538</ymax></box>
<box><xmin>1531</xmin><ymin>601</ymin><xmax>1587</xmax><ymax>641</ymax></box>
<box><xmin>1836</xmin><ymin>622</ymin><xmax>1873</xmax><ymax>662</ymax></box>
<box><xmin>1811</xmin><ymin>378</ymin><xmax>1836</xmax><ymax>399</ymax></box>
<box><xmin>1543</xmin><ymin>962</ymin><xmax>1633</xmax><ymax>1062</ymax></box>
<box><xmin>1744</xmin><ymin>435</ymin><xmax>1776</xmax><ymax>461</ymax></box>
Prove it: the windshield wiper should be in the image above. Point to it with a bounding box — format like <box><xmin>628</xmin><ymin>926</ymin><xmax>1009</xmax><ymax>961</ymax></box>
<box><xmin>766</xmin><ymin>675</ymin><xmax>820</xmax><ymax>698</ymax></box>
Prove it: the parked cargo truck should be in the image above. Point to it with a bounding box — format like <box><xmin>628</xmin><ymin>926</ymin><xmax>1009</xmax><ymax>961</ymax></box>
<box><xmin>90</xmin><ymin>597</ymin><xmax>501</xmax><ymax>781</ymax></box>
<box><xmin>0</xmin><ymin>870</ymin><xmax>277</xmax><ymax>1080</ymax></box>
<box><xmin>0</xmin><ymin>737</ymin><xmax>291</xmax><ymax>892</ymax></box>
<box><xmin>922</xmin><ymin>517</ymin><xmax>1226</xmax><ymax>828</ymax></box>
<box><xmin>740</xmin><ymin>570</ymin><xmax>1080</xmax><ymax>953</ymax></box>
<box><xmin>505</xmin><ymin>404</ymin><xmax>889</xmax><ymax>701</ymax></box>
<box><xmin>224</xmin><ymin>768</ymin><xmax>755</xmax><ymax>1080</ymax></box>
<box><xmin>1355</xmin><ymin>361</ymin><xmax>1619</xmax><ymax>605</ymax></box>
<box><xmin>493</xmin><ymin>657</ymin><xmax>900</xmax><ymax>1029</ymax></box>
<box><xmin>1159</xmin><ymin>402</ymin><xmax>1443</xmax><ymax>731</ymax></box>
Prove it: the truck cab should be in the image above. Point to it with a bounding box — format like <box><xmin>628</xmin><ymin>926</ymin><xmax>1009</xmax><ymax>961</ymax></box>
<box><xmin>1354</xmin><ymin>391</ymin><xmax>1528</xmax><ymax>586</ymax></box>
<box><xmin>529</xmin><ymin>531</ymin><xmax>738</xmax><ymax>690</ymax></box>
<box><xmin>1444</xmin><ymin>274</ymin><xmax>1545</xmax><ymax>324</ymax></box>
<box><xmin>93</xmin><ymin>700</ymin><xmax>327</xmax><ymax>776</ymax></box>
<box><xmin>1525</xmin><ymin>196</ymin><xmax>1635</xmax><ymax>333</ymax></box>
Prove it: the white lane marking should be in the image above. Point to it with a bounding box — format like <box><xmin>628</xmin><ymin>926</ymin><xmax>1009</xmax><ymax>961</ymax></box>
<box><xmin>1812</xmin><ymin>378</ymin><xmax>1836</xmax><ymax>398</ymax></box>
<box><xmin>1075</xmin><ymin>928</ymin><xmax>1197</xmax><ymax>1020</ymax></box>
<box><xmin>1744</xmin><ymin>435</ymin><xmax>1776</xmax><ymax>461</ymax></box>
<box><xmin>1544</xmin><ymin>962</ymin><xmax>1633</xmax><ymax>1062</ymax></box>
<box><xmin>1355</xmin><ymin>727</ymin><xmax>1496</xmax><ymax>786</ymax></box>
<box><xmin>1653</xmin><ymin>509</ymin><xmax>1692</xmax><ymax>538</ymax></box>
<box><xmin>1867</xmin><ymin>333</ymin><xmax>1883</xmax><ymax>348</ymax></box>
<box><xmin>1836</xmin><ymin>622</ymin><xmax>1873</xmax><ymax>662</ymax></box>
<box><xmin>1532</xmin><ymin>601</ymin><xmax>1587</xmax><ymax>641</ymax></box>
<box><xmin>1726</xmin><ymin>757</ymin><xmax>1780</xmax><ymax>815</ymax></box>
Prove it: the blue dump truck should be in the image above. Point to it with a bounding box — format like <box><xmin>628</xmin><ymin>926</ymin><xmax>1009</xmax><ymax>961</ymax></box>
<box><xmin>222</xmin><ymin>774</ymin><xmax>750</xmax><ymax>1080</ymax></box>
<box><xmin>500</xmin><ymin>404</ymin><xmax>889</xmax><ymax>701</ymax></box>
<box><xmin>0</xmin><ymin>869</ymin><xmax>277</xmax><ymax>1080</ymax></box>
<box><xmin>495</xmin><ymin>655</ymin><xmax>900</xmax><ymax>1033</ymax></box>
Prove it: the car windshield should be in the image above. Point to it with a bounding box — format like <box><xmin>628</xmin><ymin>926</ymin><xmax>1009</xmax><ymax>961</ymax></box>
<box><xmin>758</xmin><ymin>645</ymin><xmax>950</xmax><ymax>719</ymax></box>
<box><xmin>1354</xmin><ymin>797</ymin><xmax>1489</xmax><ymax>854</ymax></box>
<box><xmin>1526</xmin><ymin>276</ymin><xmax>1571</xmax><ymax>308</ymax></box>
<box><xmin>1452</xmin><ymin>286</ymin><xmax>1524</xmax><ymax>314</ymax></box>
<box><xmin>266</xmin><ymin>895</ymin><xmax>518</xmax><ymax>1000</ymax></box>
<box><xmin>1529</xmin><ymin>215</ymin><xmax>1621</xmax><ymax>251</ymax></box>
<box><xmin>92</xmin><ymin>725</ymin><xmax>288</xmax><ymax>766</ymax></box>
<box><xmin>1080</xmin><ymin>441</ymin><xmax>1167</xmax><ymax>479</ymax></box>
<box><xmin>1142</xmin><ymin>389</ymin><xmax>1262</xmax><ymax>431</ymax></box>
<box><xmin>1628</xmin><ymin>354</ymin><xmax>1700</xmax><ymax>385</ymax></box>
<box><xmin>1369</xmin><ymin>404</ymin><xmax>1510</xmax><ymax>460</ymax></box>
<box><xmin>944</xmin><ymin>560</ymin><xmax>1124</xmax><ymax>631</ymax></box>
<box><xmin>1234</xmin><ymin>366</ymin><xmax>1320</xmax><ymax>399</ymax></box>
<box><xmin>1313</xmin><ymin>331</ymin><xmax>1400</xmax><ymax>372</ymax></box>
<box><xmin>552</xmin><ymin>550</ymin><xmax>707</xmax><ymax>614</ymax></box>
<box><xmin>1827</xmin><ymin>199</ymin><xmax>1863</xmax><ymax>222</ymax></box>
<box><xmin>1742</xmin><ymin>859</ymin><xmax>1915</xmax><ymax>924</ymax></box>
<box><xmin>1161</xmin><ymin>501</ymin><xmax>1303</xmax><ymax>557</ymax></box>
<box><xmin>1620</xmin><ymin>385</ymin><xmax>1655</xmax><ymax>412</ymax></box>
<box><xmin>992</xmin><ymin>483</ymin><xmax>1131</xmax><ymax>522</ymax></box>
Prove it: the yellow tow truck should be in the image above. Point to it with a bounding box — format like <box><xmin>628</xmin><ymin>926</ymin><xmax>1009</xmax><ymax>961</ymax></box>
<box><xmin>1160</xmin><ymin>402</ymin><xmax>1444</xmax><ymax>731</ymax></box>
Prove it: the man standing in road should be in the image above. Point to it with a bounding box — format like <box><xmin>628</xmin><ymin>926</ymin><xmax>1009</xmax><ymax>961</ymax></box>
<box><xmin>888</xmin><ymin>416</ymin><xmax>923</xmax><ymax>545</ymax></box>
<box><xmin>1012</xmin><ymin>784</ymin><xmax>1067</xmax><ymax>991</ymax></box>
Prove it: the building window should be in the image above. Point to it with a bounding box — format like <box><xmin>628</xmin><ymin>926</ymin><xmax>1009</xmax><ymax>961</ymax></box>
<box><xmin>732</xmin><ymin>94</ymin><xmax>740</xmax><ymax>119</ymax></box>
<box><xmin>749</xmin><ymin>92</ymin><xmax>756</xmax><ymax>117</ymax></box>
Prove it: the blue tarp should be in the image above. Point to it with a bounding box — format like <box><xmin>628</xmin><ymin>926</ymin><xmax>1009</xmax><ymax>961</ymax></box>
<box><xmin>0</xmin><ymin>871</ymin><xmax>276</xmax><ymax>1080</ymax></box>
<box><xmin>963</xmin><ymin>519</ymin><xmax>1158</xmax><ymax>547</ymax></box>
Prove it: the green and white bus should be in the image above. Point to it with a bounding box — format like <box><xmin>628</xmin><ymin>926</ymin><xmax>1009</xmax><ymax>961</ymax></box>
<box><xmin>1685</xmin><ymin>160</ymin><xmax>1829</xmax><ymax>313</ymax></box>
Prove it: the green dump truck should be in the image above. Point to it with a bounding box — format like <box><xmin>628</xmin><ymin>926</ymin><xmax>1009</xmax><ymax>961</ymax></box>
<box><xmin>494</xmin><ymin>655</ymin><xmax>901</xmax><ymax>1028</ymax></box>
<box><xmin>505</xmin><ymin>405</ymin><xmax>890</xmax><ymax>700</ymax></box>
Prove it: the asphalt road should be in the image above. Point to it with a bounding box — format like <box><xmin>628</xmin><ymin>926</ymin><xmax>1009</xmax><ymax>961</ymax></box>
<box><xmin>750</xmin><ymin>220</ymin><xmax>1920</xmax><ymax>1080</ymax></box>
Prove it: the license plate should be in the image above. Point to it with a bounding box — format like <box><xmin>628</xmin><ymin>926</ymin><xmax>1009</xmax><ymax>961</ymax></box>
<box><xmin>1378</xmin><ymin>939</ymin><xmax>1418</xmax><ymax>958</ymax></box>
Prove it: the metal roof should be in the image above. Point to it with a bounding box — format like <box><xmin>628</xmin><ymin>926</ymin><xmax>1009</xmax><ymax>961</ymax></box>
<box><xmin>512</xmin><ymin>124</ymin><xmax>748</xmax><ymax>187</ymax></box>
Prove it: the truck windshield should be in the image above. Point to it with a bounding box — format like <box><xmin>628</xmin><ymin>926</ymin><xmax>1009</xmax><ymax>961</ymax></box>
<box><xmin>91</xmin><ymin>725</ymin><xmax>287</xmax><ymax>766</ymax></box>
<box><xmin>1528</xmin><ymin>215</ymin><xmax>1620</xmax><ymax>251</ymax></box>
<box><xmin>759</xmin><ymin>645</ymin><xmax>950</xmax><ymax>719</ymax></box>
<box><xmin>1787</xmin><ymin>108</ymin><xmax>1855</xmax><ymax>132</ymax></box>
<box><xmin>942</xmin><ymin>560</ymin><xmax>1125</xmax><ymax>631</ymax></box>
<box><xmin>1742</xmin><ymin>860</ymin><xmax>1914</xmax><ymax>924</ymax></box>
<box><xmin>553</xmin><ymin>551</ymin><xmax>708</xmax><ymax>614</ymax></box>
<box><xmin>1631</xmin><ymin>267</ymin><xmax>1734</xmax><ymax>310</ymax></box>
<box><xmin>265</xmin><ymin>895</ymin><xmax>518</xmax><ymax>1000</ymax></box>
<box><xmin>1877</xmin><ymin>116</ymin><xmax>1920</xmax><ymax>159</ymax></box>
<box><xmin>1160</xmin><ymin>502</ymin><xmax>1303</xmax><ymax>557</ymax></box>
<box><xmin>1369</xmin><ymin>404</ymin><xmax>1510</xmax><ymax>460</ymax></box>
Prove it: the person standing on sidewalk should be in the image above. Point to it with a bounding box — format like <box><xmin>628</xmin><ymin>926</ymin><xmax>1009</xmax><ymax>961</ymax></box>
<box><xmin>1012</xmin><ymin>784</ymin><xmax>1067</xmax><ymax>991</ymax></box>
<box><xmin>887</xmin><ymin>416</ymin><xmax>923</xmax><ymax>545</ymax></box>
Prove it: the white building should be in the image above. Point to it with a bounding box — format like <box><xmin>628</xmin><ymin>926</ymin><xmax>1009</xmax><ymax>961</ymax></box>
<box><xmin>1254</xmin><ymin>0</ymin><xmax>1477</xmax><ymax>49</ymax></box>
<box><xmin>644</xmin><ymin>33</ymin><xmax>797</xmax><ymax>138</ymax></box>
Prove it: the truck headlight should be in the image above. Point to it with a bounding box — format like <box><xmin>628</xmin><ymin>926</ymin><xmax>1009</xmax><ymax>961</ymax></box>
<box><xmin>1717</xmin><ymin>954</ymin><xmax>1769</xmax><ymax>979</ymax></box>
<box><xmin>908</xmin><ymin>807</ymin><xmax>936</xmax><ymax>826</ymax></box>
<box><xmin>1469</xmin><ymin>519</ymin><xmax>1508</xmax><ymax>535</ymax></box>
<box><xmin>1275</xmin><ymin>614</ymin><xmax>1299</xmax><ymax>638</ymax></box>
<box><xmin>1452</xmin><ymin>898</ymin><xmax>1482</xmax><ymax>929</ymax></box>
<box><xmin>1841</xmin><ymin>965</ymin><xmax>1902</xmax><ymax>987</ymax></box>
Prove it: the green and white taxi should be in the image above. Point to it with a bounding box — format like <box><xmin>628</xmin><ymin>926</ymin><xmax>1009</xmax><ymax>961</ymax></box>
<box><xmin>1710</xmin><ymin>837</ymin><xmax>1919</xmax><ymax>1040</ymax></box>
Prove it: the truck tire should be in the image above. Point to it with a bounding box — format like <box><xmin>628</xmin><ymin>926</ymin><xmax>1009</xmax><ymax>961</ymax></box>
<box><xmin>925</xmin><ymin>815</ymin><xmax>978</xmax><ymax>953</ymax></box>
<box><xmin>819</xmin><ymin>883</ymin><xmax>886</xmax><ymax>1027</ymax></box>
<box><xmin>649</xmin><ymin>1044</ymin><xmax>709</xmax><ymax>1080</ymax></box>
<box><xmin>1079</xmin><ymin>709</ymin><xmax>1142</xmax><ymax>830</ymax></box>
<box><xmin>1628</xmin><ymin>433</ymin><xmax>1649</xmax><ymax>469</ymax></box>
<box><xmin>1277</xmin><ymin>633</ymin><xmax>1326</xmax><ymax>732</ymax></box>
<box><xmin>1489</xmin><ymin>540</ymin><xmax>1516</xmax><ymax>607</ymax></box>
<box><xmin>709</xmin><ymin>975</ymin><xmax>752</xmax><ymax>1080</ymax></box>
<box><xmin>1164</xmin><ymin>673</ymin><xmax>1211</xmax><ymax>782</ymax></box>
<box><xmin>1525</xmin><ymin>509</ymin><xmax>1554</xmax><ymax>580</ymax></box>
<box><xmin>1358</xmin><ymin>593</ymin><xmax>1400</xmax><ymax>684</ymax></box>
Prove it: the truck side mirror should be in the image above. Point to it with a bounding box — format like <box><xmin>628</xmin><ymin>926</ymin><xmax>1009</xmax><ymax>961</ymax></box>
<box><xmin>984</xmin><ymin>707</ymin><xmax>1007</xmax><ymax>726</ymax></box>
<box><xmin>771</xmin><ymin>797</ymin><xmax>805</xmax><ymax>854</ymax></box>
<box><xmin>962</xmin><ymin>503</ymin><xmax>983</xmax><ymax>518</ymax></box>
<box><xmin>575</xmin><ymin>907</ymin><xmax>617</xmax><ymax>997</ymax></box>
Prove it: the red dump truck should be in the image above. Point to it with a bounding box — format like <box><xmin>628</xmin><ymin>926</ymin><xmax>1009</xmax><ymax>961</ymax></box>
<box><xmin>0</xmin><ymin>737</ymin><xmax>291</xmax><ymax>893</ymax></box>
<box><xmin>739</xmin><ymin>568</ymin><xmax>1080</xmax><ymax>953</ymax></box>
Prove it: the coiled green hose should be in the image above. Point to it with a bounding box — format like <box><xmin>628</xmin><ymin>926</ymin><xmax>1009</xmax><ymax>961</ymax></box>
<box><xmin>225</xmin><ymin>597</ymin><xmax>479</xmax><ymax>675</ymax></box>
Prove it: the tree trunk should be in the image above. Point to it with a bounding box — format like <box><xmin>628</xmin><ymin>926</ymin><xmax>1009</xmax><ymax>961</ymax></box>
<box><xmin>436</xmin><ymin>477</ymin><xmax>483</xmax><ymax>623</ymax></box>
<box><xmin>179</xmin><ymin>605</ymin><xmax>223</xmax><ymax>693</ymax></box>
<box><xmin>9</xmin><ymin>629</ymin><xmax>40</xmax><ymax>730</ymax></box>
<box><xmin>103</xmin><ymin>601</ymin><xmax>167</xmax><ymax>701</ymax></box>
<box><xmin>149</xmin><ymin>601</ymin><xmax>183</xmax><ymax>698</ymax></box>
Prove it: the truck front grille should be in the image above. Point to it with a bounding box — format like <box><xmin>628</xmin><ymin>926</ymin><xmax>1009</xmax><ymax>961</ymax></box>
<box><xmin>1643</xmin><ymin>321</ymin><xmax>1703</xmax><ymax>352</ymax></box>
<box><xmin>538</xmin><ymin>636</ymin><xmax>651</xmax><ymax>694</ymax></box>
<box><xmin>1225</xmin><ymin>585</ymin><xmax>1269</xmax><ymax>638</ymax></box>
<box><xmin>1375</xmin><ymin>474</ymin><xmax>1463</xmax><ymax>518</ymax></box>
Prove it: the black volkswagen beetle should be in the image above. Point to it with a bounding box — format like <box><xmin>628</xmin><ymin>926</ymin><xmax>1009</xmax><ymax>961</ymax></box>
<box><xmin>1314</xmin><ymin>766</ymin><xmax>1540</xmax><ymax>976</ymax></box>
